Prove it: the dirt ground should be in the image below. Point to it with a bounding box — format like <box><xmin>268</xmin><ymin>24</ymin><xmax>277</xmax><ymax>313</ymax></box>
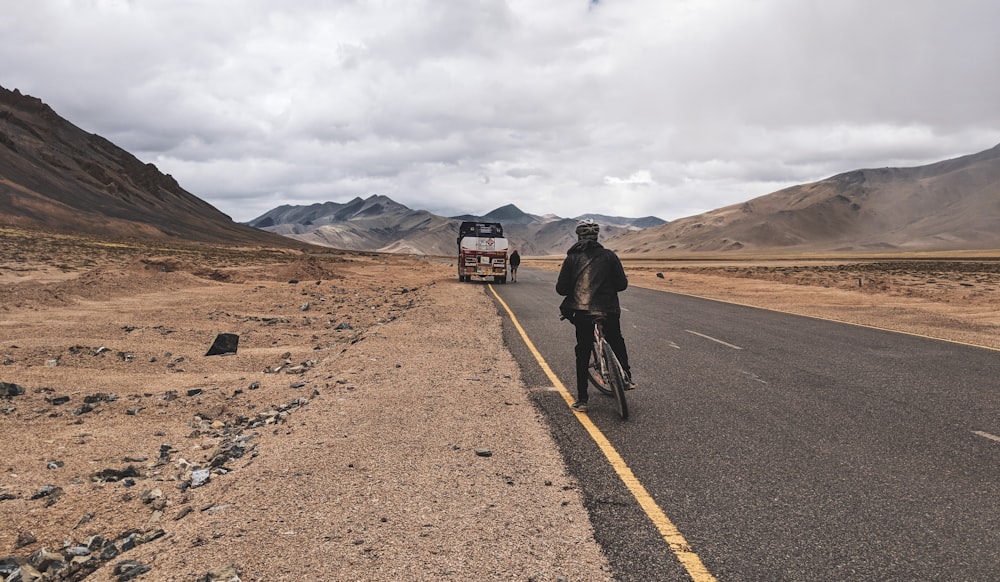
<box><xmin>3</xmin><ymin>228</ymin><xmax>999</xmax><ymax>581</ymax></box>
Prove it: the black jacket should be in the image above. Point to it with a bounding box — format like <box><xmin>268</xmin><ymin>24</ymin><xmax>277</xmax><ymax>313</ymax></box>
<box><xmin>556</xmin><ymin>240</ymin><xmax>628</xmax><ymax>316</ymax></box>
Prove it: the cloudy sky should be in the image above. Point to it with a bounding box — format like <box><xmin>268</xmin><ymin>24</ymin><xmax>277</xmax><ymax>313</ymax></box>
<box><xmin>3</xmin><ymin>0</ymin><xmax>999</xmax><ymax>223</ymax></box>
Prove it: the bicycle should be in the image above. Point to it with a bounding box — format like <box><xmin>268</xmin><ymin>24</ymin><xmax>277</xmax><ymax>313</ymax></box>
<box><xmin>587</xmin><ymin>317</ymin><xmax>629</xmax><ymax>419</ymax></box>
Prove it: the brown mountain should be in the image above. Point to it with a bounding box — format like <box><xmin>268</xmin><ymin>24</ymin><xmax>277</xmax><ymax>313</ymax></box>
<box><xmin>0</xmin><ymin>86</ymin><xmax>298</xmax><ymax>247</ymax></box>
<box><xmin>248</xmin><ymin>199</ymin><xmax>655</xmax><ymax>256</ymax></box>
<box><xmin>612</xmin><ymin>144</ymin><xmax>1000</xmax><ymax>254</ymax></box>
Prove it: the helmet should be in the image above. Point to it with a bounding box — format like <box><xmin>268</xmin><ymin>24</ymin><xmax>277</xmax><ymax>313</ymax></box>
<box><xmin>575</xmin><ymin>218</ymin><xmax>600</xmax><ymax>238</ymax></box>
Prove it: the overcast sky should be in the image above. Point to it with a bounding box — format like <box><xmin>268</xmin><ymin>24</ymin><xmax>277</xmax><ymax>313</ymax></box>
<box><xmin>3</xmin><ymin>1</ymin><xmax>999</xmax><ymax>223</ymax></box>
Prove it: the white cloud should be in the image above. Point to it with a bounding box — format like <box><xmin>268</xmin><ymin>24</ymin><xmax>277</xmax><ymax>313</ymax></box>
<box><xmin>604</xmin><ymin>170</ymin><xmax>654</xmax><ymax>186</ymax></box>
<box><xmin>2</xmin><ymin>0</ymin><xmax>999</xmax><ymax>222</ymax></box>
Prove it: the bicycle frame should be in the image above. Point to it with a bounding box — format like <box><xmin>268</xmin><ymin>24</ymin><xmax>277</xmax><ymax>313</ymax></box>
<box><xmin>591</xmin><ymin>317</ymin><xmax>629</xmax><ymax>419</ymax></box>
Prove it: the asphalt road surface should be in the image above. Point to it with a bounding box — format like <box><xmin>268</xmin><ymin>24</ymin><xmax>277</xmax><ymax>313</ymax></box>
<box><xmin>488</xmin><ymin>267</ymin><xmax>1000</xmax><ymax>581</ymax></box>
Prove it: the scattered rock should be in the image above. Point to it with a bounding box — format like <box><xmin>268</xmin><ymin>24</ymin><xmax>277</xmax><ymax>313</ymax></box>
<box><xmin>0</xmin><ymin>382</ymin><xmax>25</xmax><ymax>399</ymax></box>
<box><xmin>15</xmin><ymin>531</ymin><xmax>36</xmax><ymax>548</ymax></box>
<box><xmin>84</xmin><ymin>393</ymin><xmax>117</xmax><ymax>404</ymax></box>
<box><xmin>197</xmin><ymin>564</ymin><xmax>242</xmax><ymax>582</ymax></box>
<box><xmin>73</xmin><ymin>514</ymin><xmax>94</xmax><ymax>529</ymax></box>
<box><xmin>205</xmin><ymin>333</ymin><xmax>239</xmax><ymax>356</ymax></box>
<box><xmin>0</xmin><ymin>558</ymin><xmax>21</xmax><ymax>578</ymax></box>
<box><xmin>656</xmin><ymin>272</ymin><xmax>665</xmax><ymax>278</ymax></box>
<box><xmin>190</xmin><ymin>468</ymin><xmax>211</xmax><ymax>488</ymax></box>
<box><xmin>475</xmin><ymin>448</ymin><xmax>493</xmax><ymax>458</ymax></box>
<box><xmin>114</xmin><ymin>559</ymin><xmax>151</xmax><ymax>581</ymax></box>
<box><xmin>91</xmin><ymin>465</ymin><xmax>141</xmax><ymax>483</ymax></box>
<box><xmin>157</xmin><ymin>444</ymin><xmax>175</xmax><ymax>464</ymax></box>
<box><xmin>30</xmin><ymin>485</ymin><xmax>63</xmax><ymax>505</ymax></box>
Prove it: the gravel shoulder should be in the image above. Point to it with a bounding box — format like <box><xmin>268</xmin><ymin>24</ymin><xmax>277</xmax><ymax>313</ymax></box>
<box><xmin>0</xmin><ymin>235</ymin><xmax>611</xmax><ymax>581</ymax></box>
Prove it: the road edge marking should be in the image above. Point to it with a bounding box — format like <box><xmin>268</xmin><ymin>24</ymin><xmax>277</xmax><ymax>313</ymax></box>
<box><xmin>685</xmin><ymin>329</ymin><xmax>744</xmax><ymax>350</ymax></box>
<box><xmin>488</xmin><ymin>284</ymin><xmax>717</xmax><ymax>582</ymax></box>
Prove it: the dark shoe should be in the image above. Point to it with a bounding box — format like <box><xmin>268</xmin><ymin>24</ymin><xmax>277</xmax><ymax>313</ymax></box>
<box><xmin>571</xmin><ymin>400</ymin><xmax>589</xmax><ymax>413</ymax></box>
<box><xmin>624</xmin><ymin>372</ymin><xmax>637</xmax><ymax>390</ymax></box>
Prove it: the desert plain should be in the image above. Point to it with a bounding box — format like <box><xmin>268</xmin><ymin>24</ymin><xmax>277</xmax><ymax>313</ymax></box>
<box><xmin>2</xmin><ymin>228</ymin><xmax>999</xmax><ymax>581</ymax></box>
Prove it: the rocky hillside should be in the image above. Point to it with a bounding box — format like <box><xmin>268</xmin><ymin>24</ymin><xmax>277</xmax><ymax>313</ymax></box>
<box><xmin>249</xmin><ymin>200</ymin><xmax>665</xmax><ymax>256</ymax></box>
<box><xmin>0</xmin><ymin>86</ymin><xmax>299</xmax><ymax>247</ymax></box>
<box><xmin>612</xmin><ymin>144</ymin><xmax>1000</xmax><ymax>254</ymax></box>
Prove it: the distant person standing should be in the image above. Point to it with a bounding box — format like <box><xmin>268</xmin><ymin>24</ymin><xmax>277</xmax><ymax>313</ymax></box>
<box><xmin>556</xmin><ymin>219</ymin><xmax>634</xmax><ymax>412</ymax></box>
<box><xmin>509</xmin><ymin>249</ymin><xmax>521</xmax><ymax>282</ymax></box>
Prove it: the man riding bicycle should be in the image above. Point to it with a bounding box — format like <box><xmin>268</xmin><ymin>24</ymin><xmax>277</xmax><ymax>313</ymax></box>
<box><xmin>556</xmin><ymin>218</ymin><xmax>635</xmax><ymax>412</ymax></box>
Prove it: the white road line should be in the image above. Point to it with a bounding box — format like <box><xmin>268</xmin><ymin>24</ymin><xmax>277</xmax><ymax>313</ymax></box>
<box><xmin>972</xmin><ymin>430</ymin><xmax>1000</xmax><ymax>443</ymax></box>
<box><xmin>685</xmin><ymin>330</ymin><xmax>744</xmax><ymax>350</ymax></box>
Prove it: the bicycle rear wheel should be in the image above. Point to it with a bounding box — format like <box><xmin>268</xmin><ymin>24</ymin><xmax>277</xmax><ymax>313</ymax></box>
<box><xmin>587</xmin><ymin>343</ymin><xmax>613</xmax><ymax>396</ymax></box>
<box><xmin>601</xmin><ymin>339</ymin><xmax>629</xmax><ymax>419</ymax></box>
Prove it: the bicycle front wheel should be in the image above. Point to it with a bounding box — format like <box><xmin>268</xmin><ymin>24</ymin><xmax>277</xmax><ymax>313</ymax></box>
<box><xmin>587</xmin><ymin>342</ymin><xmax>613</xmax><ymax>396</ymax></box>
<box><xmin>601</xmin><ymin>339</ymin><xmax>629</xmax><ymax>419</ymax></box>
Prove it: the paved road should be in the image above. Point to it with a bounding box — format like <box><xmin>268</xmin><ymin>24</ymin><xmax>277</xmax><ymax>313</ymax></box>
<box><xmin>489</xmin><ymin>267</ymin><xmax>1000</xmax><ymax>581</ymax></box>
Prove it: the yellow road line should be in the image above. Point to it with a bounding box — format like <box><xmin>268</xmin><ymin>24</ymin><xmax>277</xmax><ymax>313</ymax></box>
<box><xmin>488</xmin><ymin>284</ymin><xmax>717</xmax><ymax>582</ymax></box>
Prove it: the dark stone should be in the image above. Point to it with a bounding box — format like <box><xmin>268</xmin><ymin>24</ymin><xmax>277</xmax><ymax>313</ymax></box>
<box><xmin>100</xmin><ymin>543</ymin><xmax>120</xmax><ymax>561</ymax></box>
<box><xmin>187</xmin><ymin>388</ymin><xmax>203</xmax><ymax>397</ymax></box>
<box><xmin>73</xmin><ymin>403</ymin><xmax>96</xmax><ymax>415</ymax></box>
<box><xmin>29</xmin><ymin>548</ymin><xmax>66</xmax><ymax>573</ymax></box>
<box><xmin>0</xmin><ymin>382</ymin><xmax>25</xmax><ymax>399</ymax></box>
<box><xmin>91</xmin><ymin>465</ymin><xmax>141</xmax><ymax>483</ymax></box>
<box><xmin>205</xmin><ymin>333</ymin><xmax>239</xmax><ymax>356</ymax></box>
<box><xmin>0</xmin><ymin>557</ymin><xmax>21</xmax><ymax>577</ymax></box>
<box><xmin>335</xmin><ymin>322</ymin><xmax>353</xmax><ymax>330</ymax></box>
<box><xmin>119</xmin><ymin>533</ymin><xmax>138</xmax><ymax>552</ymax></box>
<box><xmin>656</xmin><ymin>272</ymin><xmax>665</xmax><ymax>278</ymax></box>
<box><xmin>45</xmin><ymin>395</ymin><xmax>70</xmax><ymax>406</ymax></box>
<box><xmin>30</xmin><ymin>485</ymin><xmax>63</xmax><ymax>500</ymax></box>
<box><xmin>15</xmin><ymin>531</ymin><xmax>36</xmax><ymax>548</ymax></box>
<box><xmin>113</xmin><ymin>560</ymin><xmax>150</xmax><ymax>581</ymax></box>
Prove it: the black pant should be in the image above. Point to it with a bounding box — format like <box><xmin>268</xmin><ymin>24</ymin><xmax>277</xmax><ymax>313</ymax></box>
<box><xmin>572</xmin><ymin>313</ymin><xmax>630</xmax><ymax>402</ymax></box>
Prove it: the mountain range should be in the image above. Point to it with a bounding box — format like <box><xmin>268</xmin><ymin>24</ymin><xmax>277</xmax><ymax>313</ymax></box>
<box><xmin>247</xmin><ymin>199</ymin><xmax>664</xmax><ymax>256</ymax></box>
<box><xmin>0</xmin><ymin>86</ymin><xmax>298</xmax><ymax>248</ymax></box>
<box><xmin>616</xmin><ymin>144</ymin><xmax>1000</xmax><ymax>254</ymax></box>
<box><xmin>2</xmin><ymin>84</ymin><xmax>999</xmax><ymax>256</ymax></box>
